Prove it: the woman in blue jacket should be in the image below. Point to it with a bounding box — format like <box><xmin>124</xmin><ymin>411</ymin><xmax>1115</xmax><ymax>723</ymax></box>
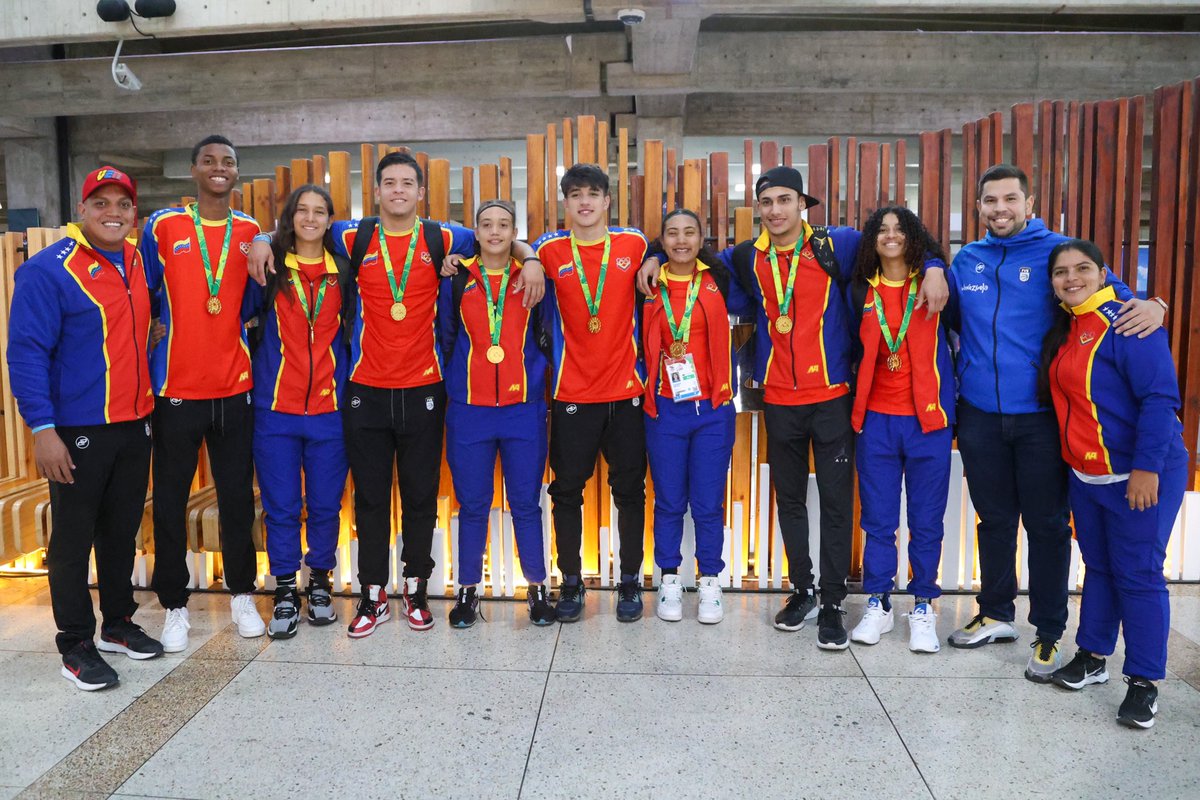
<box><xmin>1038</xmin><ymin>238</ymin><xmax>1188</xmax><ymax>729</ymax></box>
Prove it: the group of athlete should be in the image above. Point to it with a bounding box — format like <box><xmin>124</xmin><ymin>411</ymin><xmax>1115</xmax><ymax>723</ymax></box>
<box><xmin>7</xmin><ymin>134</ymin><xmax>1187</xmax><ymax>729</ymax></box>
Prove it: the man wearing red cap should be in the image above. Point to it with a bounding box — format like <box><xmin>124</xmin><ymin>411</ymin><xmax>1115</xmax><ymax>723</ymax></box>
<box><xmin>7</xmin><ymin>166</ymin><xmax>164</xmax><ymax>690</ymax></box>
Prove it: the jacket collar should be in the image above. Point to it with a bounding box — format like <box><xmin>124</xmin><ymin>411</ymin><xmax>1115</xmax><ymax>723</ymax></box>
<box><xmin>283</xmin><ymin>251</ymin><xmax>338</xmax><ymax>274</ymax></box>
<box><xmin>1063</xmin><ymin>284</ymin><xmax>1117</xmax><ymax>316</ymax></box>
<box><xmin>753</xmin><ymin>220</ymin><xmax>813</xmax><ymax>253</ymax></box>
<box><xmin>657</xmin><ymin>260</ymin><xmax>710</xmax><ymax>286</ymax></box>
<box><xmin>982</xmin><ymin>216</ymin><xmax>1051</xmax><ymax>246</ymax></box>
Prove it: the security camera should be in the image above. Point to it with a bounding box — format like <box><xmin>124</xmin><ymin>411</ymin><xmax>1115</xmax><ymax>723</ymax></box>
<box><xmin>617</xmin><ymin>8</ymin><xmax>646</xmax><ymax>25</ymax></box>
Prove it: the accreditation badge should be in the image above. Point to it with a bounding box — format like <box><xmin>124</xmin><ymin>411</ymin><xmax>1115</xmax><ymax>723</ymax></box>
<box><xmin>665</xmin><ymin>354</ymin><xmax>702</xmax><ymax>402</ymax></box>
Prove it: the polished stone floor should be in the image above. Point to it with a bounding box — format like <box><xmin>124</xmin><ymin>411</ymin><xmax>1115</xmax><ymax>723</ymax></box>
<box><xmin>2</xmin><ymin>576</ymin><xmax>1199</xmax><ymax>800</ymax></box>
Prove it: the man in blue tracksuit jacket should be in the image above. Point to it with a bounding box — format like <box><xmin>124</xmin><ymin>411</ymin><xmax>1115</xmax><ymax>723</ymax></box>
<box><xmin>943</xmin><ymin>164</ymin><xmax>1166</xmax><ymax>683</ymax></box>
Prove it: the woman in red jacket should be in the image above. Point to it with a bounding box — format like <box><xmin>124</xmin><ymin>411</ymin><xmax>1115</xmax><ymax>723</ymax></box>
<box><xmin>847</xmin><ymin>206</ymin><xmax>954</xmax><ymax>654</ymax></box>
<box><xmin>643</xmin><ymin>209</ymin><xmax>752</xmax><ymax>624</ymax></box>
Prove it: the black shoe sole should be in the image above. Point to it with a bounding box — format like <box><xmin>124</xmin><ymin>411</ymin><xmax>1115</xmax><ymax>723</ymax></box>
<box><xmin>1051</xmin><ymin>671</ymin><xmax>1108</xmax><ymax>691</ymax></box>
<box><xmin>306</xmin><ymin>612</ymin><xmax>338</xmax><ymax>626</ymax></box>
<box><xmin>96</xmin><ymin>639</ymin><xmax>164</xmax><ymax>660</ymax></box>
<box><xmin>267</xmin><ymin>627</ymin><xmax>298</xmax><ymax>640</ymax></box>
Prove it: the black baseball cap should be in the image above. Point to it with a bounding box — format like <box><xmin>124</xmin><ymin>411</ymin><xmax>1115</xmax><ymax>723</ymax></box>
<box><xmin>754</xmin><ymin>166</ymin><xmax>820</xmax><ymax>208</ymax></box>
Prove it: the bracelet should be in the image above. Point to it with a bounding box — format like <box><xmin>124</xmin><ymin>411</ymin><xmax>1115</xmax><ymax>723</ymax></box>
<box><xmin>252</xmin><ymin>233</ymin><xmax>273</xmax><ymax>244</ymax></box>
<box><xmin>1151</xmin><ymin>296</ymin><xmax>1168</xmax><ymax>312</ymax></box>
<box><xmin>521</xmin><ymin>256</ymin><xmax>542</xmax><ymax>264</ymax></box>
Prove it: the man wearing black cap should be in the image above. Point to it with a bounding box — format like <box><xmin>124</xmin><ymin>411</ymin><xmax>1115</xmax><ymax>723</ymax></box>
<box><xmin>640</xmin><ymin>166</ymin><xmax>946</xmax><ymax>648</ymax></box>
<box><xmin>7</xmin><ymin>167</ymin><xmax>163</xmax><ymax>690</ymax></box>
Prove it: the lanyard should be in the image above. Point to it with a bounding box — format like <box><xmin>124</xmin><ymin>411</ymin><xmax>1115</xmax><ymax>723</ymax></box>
<box><xmin>873</xmin><ymin>278</ymin><xmax>918</xmax><ymax>355</ymax></box>
<box><xmin>570</xmin><ymin>231</ymin><xmax>610</xmax><ymax>320</ymax></box>
<box><xmin>767</xmin><ymin>241</ymin><xmax>800</xmax><ymax>318</ymax></box>
<box><xmin>660</xmin><ymin>272</ymin><xmax>702</xmax><ymax>350</ymax></box>
<box><xmin>479</xmin><ymin>263</ymin><xmax>512</xmax><ymax>346</ymax></box>
<box><xmin>289</xmin><ymin>260</ymin><xmax>330</xmax><ymax>343</ymax></box>
<box><xmin>188</xmin><ymin>203</ymin><xmax>232</xmax><ymax>300</ymax></box>
<box><xmin>379</xmin><ymin>219</ymin><xmax>421</xmax><ymax>305</ymax></box>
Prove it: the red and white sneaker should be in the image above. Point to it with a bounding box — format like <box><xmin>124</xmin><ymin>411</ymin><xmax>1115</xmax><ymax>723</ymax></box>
<box><xmin>347</xmin><ymin>585</ymin><xmax>390</xmax><ymax>639</ymax></box>
<box><xmin>401</xmin><ymin>577</ymin><xmax>434</xmax><ymax>631</ymax></box>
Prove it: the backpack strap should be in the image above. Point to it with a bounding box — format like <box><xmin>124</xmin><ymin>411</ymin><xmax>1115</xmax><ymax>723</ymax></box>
<box><xmin>807</xmin><ymin>224</ymin><xmax>840</xmax><ymax>280</ymax></box>
<box><xmin>341</xmin><ymin>217</ymin><xmax>378</xmax><ymax>346</ymax></box>
<box><xmin>421</xmin><ymin>218</ymin><xmax>447</xmax><ymax>274</ymax></box>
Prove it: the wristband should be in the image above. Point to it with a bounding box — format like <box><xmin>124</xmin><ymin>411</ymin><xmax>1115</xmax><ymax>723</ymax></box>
<box><xmin>31</xmin><ymin>424</ymin><xmax>55</xmax><ymax>434</ymax></box>
<box><xmin>1151</xmin><ymin>296</ymin><xmax>1168</xmax><ymax>312</ymax></box>
<box><xmin>253</xmin><ymin>233</ymin><xmax>273</xmax><ymax>244</ymax></box>
<box><xmin>521</xmin><ymin>256</ymin><xmax>542</xmax><ymax>264</ymax></box>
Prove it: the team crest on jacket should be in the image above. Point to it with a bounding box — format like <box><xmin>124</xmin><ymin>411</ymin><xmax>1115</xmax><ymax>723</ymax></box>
<box><xmin>1019</xmin><ymin>267</ymin><xmax>1031</xmax><ymax>282</ymax></box>
<box><xmin>1079</xmin><ymin>331</ymin><xmax>1095</xmax><ymax>345</ymax></box>
<box><xmin>706</xmin><ymin>282</ymin><xmax>718</xmax><ymax>292</ymax></box>
<box><xmin>975</xmin><ymin>262</ymin><xmax>985</xmax><ymax>273</ymax></box>
<box><xmin>326</xmin><ymin>276</ymin><xmax>337</xmax><ymax>286</ymax></box>
<box><xmin>239</xmin><ymin>242</ymin><xmax>252</xmax><ymax>255</ymax></box>
<box><xmin>362</xmin><ymin>253</ymin><xmax>379</xmax><ymax>266</ymax></box>
<box><xmin>615</xmin><ymin>256</ymin><xmax>632</xmax><ymax>271</ymax></box>
<box><xmin>172</xmin><ymin>238</ymin><xmax>192</xmax><ymax>255</ymax></box>
<box><xmin>421</xmin><ymin>252</ymin><xmax>433</xmax><ymax>265</ymax></box>
<box><xmin>557</xmin><ymin>264</ymin><xmax>575</xmax><ymax>278</ymax></box>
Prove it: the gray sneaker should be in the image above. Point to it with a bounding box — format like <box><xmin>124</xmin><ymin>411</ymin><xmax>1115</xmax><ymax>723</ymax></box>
<box><xmin>1024</xmin><ymin>638</ymin><xmax>1062</xmax><ymax>683</ymax></box>
<box><xmin>306</xmin><ymin>582</ymin><xmax>338</xmax><ymax>626</ymax></box>
<box><xmin>268</xmin><ymin>588</ymin><xmax>300</xmax><ymax>640</ymax></box>
<box><xmin>947</xmin><ymin>613</ymin><xmax>1018</xmax><ymax>648</ymax></box>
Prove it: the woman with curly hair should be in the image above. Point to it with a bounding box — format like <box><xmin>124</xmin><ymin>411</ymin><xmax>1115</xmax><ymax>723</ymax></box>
<box><xmin>847</xmin><ymin>206</ymin><xmax>954</xmax><ymax>653</ymax></box>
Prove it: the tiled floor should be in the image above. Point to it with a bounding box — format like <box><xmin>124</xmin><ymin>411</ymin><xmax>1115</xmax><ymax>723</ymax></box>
<box><xmin>2</xmin><ymin>577</ymin><xmax>1199</xmax><ymax>800</ymax></box>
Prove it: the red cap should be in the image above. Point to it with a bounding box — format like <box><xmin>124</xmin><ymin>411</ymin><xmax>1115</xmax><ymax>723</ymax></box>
<box><xmin>82</xmin><ymin>166</ymin><xmax>137</xmax><ymax>204</ymax></box>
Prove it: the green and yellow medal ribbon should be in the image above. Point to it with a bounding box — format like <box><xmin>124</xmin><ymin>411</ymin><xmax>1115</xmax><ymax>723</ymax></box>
<box><xmin>873</xmin><ymin>278</ymin><xmax>918</xmax><ymax>371</ymax></box>
<box><xmin>570</xmin><ymin>232</ymin><xmax>610</xmax><ymax>333</ymax></box>
<box><xmin>480</xmin><ymin>261</ymin><xmax>512</xmax><ymax>364</ymax></box>
<box><xmin>379</xmin><ymin>219</ymin><xmax>421</xmax><ymax>321</ymax></box>
<box><xmin>660</xmin><ymin>272</ymin><xmax>702</xmax><ymax>358</ymax></box>
<box><xmin>767</xmin><ymin>241</ymin><xmax>800</xmax><ymax>334</ymax></box>
<box><xmin>188</xmin><ymin>203</ymin><xmax>232</xmax><ymax>315</ymax></box>
<box><xmin>289</xmin><ymin>258</ymin><xmax>330</xmax><ymax>343</ymax></box>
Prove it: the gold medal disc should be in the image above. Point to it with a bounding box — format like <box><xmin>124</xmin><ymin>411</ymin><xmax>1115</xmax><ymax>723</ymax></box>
<box><xmin>206</xmin><ymin>296</ymin><xmax>222</xmax><ymax>315</ymax></box>
<box><xmin>486</xmin><ymin>345</ymin><xmax>505</xmax><ymax>364</ymax></box>
<box><xmin>587</xmin><ymin>315</ymin><xmax>602</xmax><ymax>334</ymax></box>
<box><xmin>668</xmin><ymin>341</ymin><xmax>687</xmax><ymax>359</ymax></box>
<box><xmin>886</xmin><ymin>352</ymin><xmax>902</xmax><ymax>372</ymax></box>
<box><xmin>390</xmin><ymin>301</ymin><xmax>407</xmax><ymax>321</ymax></box>
<box><xmin>774</xmin><ymin>315</ymin><xmax>793</xmax><ymax>334</ymax></box>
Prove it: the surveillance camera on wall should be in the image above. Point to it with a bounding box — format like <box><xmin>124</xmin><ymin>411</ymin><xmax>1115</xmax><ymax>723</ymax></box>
<box><xmin>617</xmin><ymin>8</ymin><xmax>646</xmax><ymax>25</ymax></box>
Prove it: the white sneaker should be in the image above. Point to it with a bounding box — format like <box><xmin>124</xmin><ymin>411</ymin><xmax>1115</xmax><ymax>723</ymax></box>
<box><xmin>906</xmin><ymin>602</ymin><xmax>940</xmax><ymax>653</ymax></box>
<box><xmin>850</xmin><ymin>596</ymin><xmax>894</xmax><ymax>645</ymax></box>
<box><xmin>656</xmin><ymin>575</ymin><xmax>683</xmax><ymax>622</ymax></box>
<box><xmin>160</xmin><ymin>607</ymin><xmax>191</xmax><ymax>653</ymax></box>
<box><xmin>696</xmin><ymin>576</ymin><xmax>723</xmax><ymax>624</ymax></box>
<box><xmin>231</xmin><ymin>593</ymin><xmax>266</xmax><ymax>638</ymax></box>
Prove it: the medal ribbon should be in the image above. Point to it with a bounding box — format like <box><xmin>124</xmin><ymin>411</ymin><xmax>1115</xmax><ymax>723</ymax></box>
<box><xmin>570</xmin><ymin>232</ymin><xmax>610</xmax><ymax>318</ymax></box>
<box><xmin>872</xmin><ymin>278</ymin><xmax>918</xmax><ymax>355</ymax></box>
<box><xmin>188</xmin><ymin>203</ymin><xmax>232</xmax><ymax>300</ymax></box>
<box><xmin>767</xmin><ymin>241</ymin><xmax>801</xmax><ymax>319</ymax></box>
<box><xmin>288</xmin><ymin>260</ymin><xmax>330</xmax><ymax>337</ymax></box>
<box><xmin>479</xmin><ymin>261</ymin><xmax>512</xmax><ymax>347</ymax></box>
<box><xmin>378</xmin><ymin>218</ymin><xmax>421</xmax><ymax>304</ymax></box>
<box><xmin>659</xmin><ymin>272</ymin><xmax>702</xmax><ymax>349</ymax></box>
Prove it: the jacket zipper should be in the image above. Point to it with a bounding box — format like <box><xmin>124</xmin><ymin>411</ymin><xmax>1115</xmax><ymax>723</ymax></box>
<box><xmin>992</xmin><ymin>246</ymin><xmax>1007</xmax><ymax>413</ymax></box>
<box><xmin>1054</xmin><ymin>323</ymin><xmax>1079</xmax><ymax>465</ymax></box>
<box><xmin>302</xmin><ymin>275</ymin><xmax>315</xmax><ymax>415</ymax></box>
<box><xmin>121</xmin><ymin>257</ymin><xmax>142</xmax><ymax>420</ymax></box>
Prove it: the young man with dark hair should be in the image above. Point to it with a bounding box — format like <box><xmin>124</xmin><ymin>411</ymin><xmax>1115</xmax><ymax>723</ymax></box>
<box><xmin>9</xmin><ymin>167</ymin><xmax>163</xmax><ymax>689</ymax></box>
<box><xmin>640</xmin><ymin>166</ymin><xmax>947</xmax><ymax>649</ymax></box>
<box><xmin>249</xmin><ymin>150</ymin><xmax>544</xmax><ymax>637</ymax></box>
<box><xmin>534</xmin><ymin>163</ymin><xmax>650</xmax><ymax>622</ymax></box>
<box><xmin>946</xmin><ymin>163</ymin><xmax>1165</xmax><ymax>681</ymax></box>
<box><xmin>141</xmin><ymin>136</ymin><xmax>265</xmax><ymax>652</ymax></box>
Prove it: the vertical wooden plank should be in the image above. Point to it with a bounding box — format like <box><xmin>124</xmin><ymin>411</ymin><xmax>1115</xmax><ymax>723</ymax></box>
<box><xmin>1170</xmin><ymin>83</ymin><xmax>1193</xmax><ymax>361</ymax></box>
<box><xmin>1051</xmin><ymin>101</ymin><xmax>1067</xmax><ymax>232</ymax></box>
<box><xmin>940</xmin><ymin>129</ymin><xmax>953</xmax><ymax>252</ymax></box>
<box><xmin>241</xmin><ymin>182</ymin><xmax>255</xmax><ymax>222</ymax></box>
<box><xmin>782</xmin><ymin>146</ymin><xmax>793</xmax><ymax>167</ymax></box>
<box><xmin>807</xmin><ymin>144</ymin><xmax>828</xmax><ymax>227</ymax></box>
<box><xmin>710</xmin><ymin>151</ymin><xmax>730</xmax><ymax>245</ymax></box>
<box><xmin>597</xmin><ymin>120</ymin><xmax>610</xmax><ymax>171</ymax></box>
<box><xmin>360</xmin><ymin>143</ymin><xmax>375</xmax><ymax>218</ymax></box>
<box><xmin>743</xmin><ymin>139</ymin><xmax>754</xmax><ymax>208</ymax></box>
<box><xmin>879</xmin><ymin>143</ymin><xmax>891</xmax><ymax>207</ymax></box>
<box><xmin>895</xmin><ymin>138</ymin><xmax>907</xmax><ymax>208</ymax></box>
<box><xmin>1037</xmin><ymin>101</ymin><xmax>1055</xmax><ymax>227</ymax></box>
<box><xmin>989</xmin><ymin>110</ymin><xmax>1005</xmax><ymax>163</ymax></box>
<box><xmin>1012</xmin><ymin>103</ymin><xmax>1036</xmax><ymax>180</ymax></box>
<box><xmin>577</xmin><ymin>115</ymin><xmax>596</xmax><ymax>164</ymax></box>
<box><xmin>274</xmin><ymin>166</ymin><xmax>291</xmax><ymax>214</ymax></box>
<box><xmin>700</xmin><ymin>157</ymin><xmax>709</xmax><ymax>231</ymax></box>
<box><xmin>734</xmin><ymin>206</ymin><xmax>754</xmax><ymax>242</ymax></box>
<box><xmin>291</xmin><ymin>158</ymin><xmax>312</xmax><ymax>187</ymax></box>
<box><xmin>675</xmin><ymin>164</ymin><xmax>686</xmax><ymax>212</ymax></box>
<box><xmin>414</xmin><ymin>153</ymin><xmax>430</xmax><ymax>218</ymax></box>
<box><xmin>630</xmin><ymin>175</ymin><xmax>645</xmax><ymax>231</ymax></box>
<box><xmin>228</xmin><ymin>191</ymin><xmax>240</xmax><ymax>213</ymax></box>
<box><xmin>1183</xmin><ymin>78</ymin><xmax>1200</xmax><ymax>488</ymax></box>
<box><xmin>919</xmin><ymin>132</ymin><xmax>942</xmax><ymax>236</ymax></box>
<box><xmin>826</xmin><ymin>138</ymin><xmax>841</xmax><ymax>227</ymax></box>
<box><xmin>858</xmin><ymin>142</ymin><xmax>880</xmax><ymax>223</ymax></box>
<box><xmin>1080</xmin><ymin>103</ymin><xmax>1097</xmax><ymax>242</ymax></box>
<box><xmin>665</xmin><ymin>148</ymin><xmax>678</xmax><ymax>213</ymax></box>
<box><xmin>682</xmin><ymin>159</ymin><xmax>702</xmax><ymax>214</ymax></box>
<box><xmin>252</xmin><ymin>178</ymin><xmax>274</xmax><ymax>230</ymax></box>
<box><xmin>461</xmin><ymin>166</ymin><xmax>475</xmax><ymax>227</ymax></box>
<box><xmin>328</xmin><ymin>151</ymin><xmax>352</xmax><ymax>222</ymax></box>
<box><xmin>962</xmin><ymin>122</ymin><xmax>979</xmax><ymax>243</ymax></box>
<box><xmin>562</xmin><ymin>117</ymin><xmax>574</xmax><ymax>167</ymax></box>
<box><xmin>479</xmin><ymin>164</ymin><xmax>499</xmax><ymax>202</ymax></box>
<box><xmin>618</xmin><ymin>127</ymin><xmax>630</xmax><ymax>227</ymax></box>
<box><xmin>642</xmin><ymin>139</ymin><xmax>665</xmax><ymax>241</ymax></box>
<box><xmin>845</xmin><ymin>137</ymin><xmax>858</xmax><ymax>229</ymax></box>
<box><xmin>1124</xmin><ymin>96</ymin><xmax>1145</xmax><ymax>289</ymax></box>
<box><xmin>1149</xmin><ymin>86</ymin><xmax>1180</xmax><ymax>319</ymax></box>
<box><xmin>526</xmin><ymin>134</ymin><xmax>546</xmax><ymax>241</ymax></box>
<box><xmin>977</xmin><ymin>116</ymin><xmax>993</xmax><ymax>172</ymax></box>
<box><xmin>1092</xmin><ymin>101</ymin><xmax>1118</xmax><ymax>266</ymax></box>
<box><xmin>1065</xmin><ymin>101</ymin><xmax>1084</xmax><ymax>236</ymax></box>
<box><xmin>546</xmin><ymin>124</ymin><xmax>559</xmax><ymax>232</ymax></box>
<box><xmin>499</xmin><ymin>157</ymin><xmax>513</xmax><ymax>202</ymax></box>
<box><xmin>376</xmin><ymin>143</ymin><xmax>389</xmax><ymax>164</ymax></box>
<box><xmin>760</xmin><ymin>141</ymin><xmax>780</xmax><ymax>171</ymax></box>
<box><xmin>427</xmin><ymin>158</ymin><xmax>451</xmax><ymax>223</ymax></box>
<box><xmin>312</xmin><ymin>154</ymin><xmax>328</xmax><ymax>191</ymax></box>
<box><xmin>1110</xmin><ymin>99</ymin><xmax>1131</xmax><ymax>283</ymax></box>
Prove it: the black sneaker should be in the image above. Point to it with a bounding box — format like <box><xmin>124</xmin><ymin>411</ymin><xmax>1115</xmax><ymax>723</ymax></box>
<box><xmin>527</xmin><ymin>584</ymin><xmax>556</xmax><ymax>626</ymax></box>
<box><xmin>773</xmin><ymin>588</ymin><xmax>817</xmax><ymax>631</ymax></box>
<box><xmin>449</xmin><ymin>586</ymin><xmax>480</xmax><ymax>629</ymax></box>
<box><xmin>61</xmin><ymin>641</ymin><xmax>119</xmax><ymax>691</ymax></box>
<box><xmin>268</xmin><ymin>587</ymin><xmax>301</xmax><ymax>640</ymax></box>
<box><xmin>1117</xmin><ymin>676</ymin><xmax>1159</xmax><ymax>729</ymax></box>
<box><xmin>1051</xmin><ymin>649</ymin><xmax>1109</xmax><ymax>690</ymax></box>
<box><xmin>97</xmin><ymin>617</ymin><xmax>164</xmax><ymax>660</ymax></box>
<box><xmin>305</xmin><ymin>577</ymin><xmax>338</xmax><ymax>626</ymax></box>
<box><xmin>556</xmin><ymin>579</ymin><xmax>586</xmax><ymax>623</ymax></box>
<box><xmin>615</xmin><ymin>579</ymin><xmax>643</xmax><ymax>622</ymax></box>
<box><xmin>817</xmin><ymin>604</ymin><xmax>849</xmax><ymax>650</ymax></box>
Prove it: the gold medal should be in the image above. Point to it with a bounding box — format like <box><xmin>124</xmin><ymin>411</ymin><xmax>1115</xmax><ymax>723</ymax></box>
<box><xmin>668</xmin><ymin>341</ymin><xmax>687</xmax><ymax>358</ymax></box>
<box><xmin>774</xmin><ymin>315</ymin><xmax>793</xmax><ymax>334</ymax></box>
<box><xmin>486</xmin><ymin>345</ymin><xmax>506</xmax><ymax>364</ymax></box>
<box><xmin>887</xmin><ymin>352</ymin><xmax>902</xmax><ymax>372</ymax></box>
<box><xmin>390</xmin><ymin>301</ymin><xmax>407</xmax><ymax>321</ymax></box>
<box><xmin>206</xmin><ymin>295</ymin><xmax>222</xmax><ymax>315</ymax></box>
<box><xmin>587</xmin><ymin>315</ymin><xmax>602</xmax><ymax>334</ymax></box>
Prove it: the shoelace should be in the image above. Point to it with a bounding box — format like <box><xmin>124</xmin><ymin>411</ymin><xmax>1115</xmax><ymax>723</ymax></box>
<box><xmin>273</xmin><ymin>592</ymin><xmax>299</xmax><ymax>619</ymax></box>
<box><xmin>1031</xmin><ymin>639</ymin><xmax>1057</xmax><ymax>662</ymax></box>
<box><xmin>964</xmin><ymin>612</ymin><xmax>987</xmax><ymax>631</ymax></box>
<box><xmin>354</xmin><ymin>593</ymin><xmax>379</xmax><ymax>619</ymax></box>
<box><xmin>307</xmin><ymin>586</ymin><xmax>333</xmax><ymax>608</ymax></box>
<box><xmin>560</xmin><ymin>583</ymin><xmax>583</xmax><ymax>603</ymax></box>
<box><xmin>618</xmin><ymin>582</ymin><xmax>640</xmax><ymax>603</ymax></box>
